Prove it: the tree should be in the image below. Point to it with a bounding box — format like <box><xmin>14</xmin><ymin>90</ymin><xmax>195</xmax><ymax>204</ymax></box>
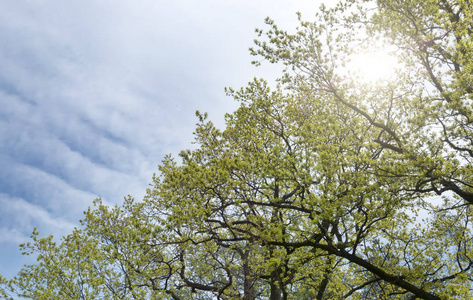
<box><xmin>2</xmin><ymin>0</ymin><xmax>473</xmax><ymax>299</ymax></box>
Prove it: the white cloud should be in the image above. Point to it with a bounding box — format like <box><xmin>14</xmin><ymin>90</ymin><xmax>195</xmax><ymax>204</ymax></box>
<box><xmin>0</xmin><ymin>0</ymin><xmax>324</xmax><ymax>281</ymax></box>
<box><xmin>0</xmin><ymin>194</ymin><xmax>77</xmax><ymax>240</ymax></box>
<box><xmin>0</xmin><ymin>193</ymin><xmax>77</xmax><ymax>279</ymax></box>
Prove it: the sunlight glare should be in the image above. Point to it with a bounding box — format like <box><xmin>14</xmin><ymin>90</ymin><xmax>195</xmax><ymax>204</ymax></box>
<box><xmin>347</xmin><ymin>47</ymin><xmax>400</xmax><ymax>83</ymax></box>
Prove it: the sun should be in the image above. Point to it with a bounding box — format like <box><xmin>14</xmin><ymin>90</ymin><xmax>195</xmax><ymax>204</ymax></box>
<box><xmin>346</xmin><ymin>45</ymin><xmax>400</xmax><ymax>84</ymax></box>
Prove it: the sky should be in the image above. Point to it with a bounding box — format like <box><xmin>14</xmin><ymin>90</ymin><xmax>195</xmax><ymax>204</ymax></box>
<box><xmin>0</xmin><ymin>0</ymin><xmax>323</xmax><ymax>280</ymax></box>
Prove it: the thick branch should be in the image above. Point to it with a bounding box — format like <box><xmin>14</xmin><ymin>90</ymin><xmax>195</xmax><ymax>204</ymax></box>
<box><xmin>268</xmin><ymin>240</ymin><xmax>440</xmax><ymax>300</ymax></box>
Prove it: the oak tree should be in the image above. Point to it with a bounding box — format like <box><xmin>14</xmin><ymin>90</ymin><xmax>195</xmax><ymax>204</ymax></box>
<box><xmin>2</xmin><ymin>0</ymin><xmax>473</xmax><ymax>299</ymax></box>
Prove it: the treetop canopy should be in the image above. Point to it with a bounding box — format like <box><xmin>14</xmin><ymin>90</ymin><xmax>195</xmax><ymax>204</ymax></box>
<box><xmin>1</xmin><ymin>0</ymin><xmax>472</xmax><ymax>299</ymax></box>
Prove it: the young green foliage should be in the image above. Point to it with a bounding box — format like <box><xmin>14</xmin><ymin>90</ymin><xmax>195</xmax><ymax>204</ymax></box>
<box><xmin>2</xmin><ymin>0</ymin><xmax>473</xmax><ymax>299</ymax></box>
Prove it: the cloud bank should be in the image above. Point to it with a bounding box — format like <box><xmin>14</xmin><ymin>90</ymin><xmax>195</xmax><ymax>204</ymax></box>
<box><xmin>0</xmin><ymin>0</ymin><xmax>320</xmax><ymax>278</ymax></box>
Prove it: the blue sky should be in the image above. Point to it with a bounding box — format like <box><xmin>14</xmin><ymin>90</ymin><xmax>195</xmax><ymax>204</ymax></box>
<box><xmin>0</xmin><ymin>0</ymin><xmax>321</xmax><ymax>279</ymax></box>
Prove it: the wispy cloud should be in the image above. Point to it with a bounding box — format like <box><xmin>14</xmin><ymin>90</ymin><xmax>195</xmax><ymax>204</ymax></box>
<box><xmin>0</xmin><ymin>194</ymin><xmax>77</xmax><ymax>240</ymax></box>
<box><xmin>0</xmin><ymin>0</ymin><xmax>321</xmax><ymax>280</ymax></box>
